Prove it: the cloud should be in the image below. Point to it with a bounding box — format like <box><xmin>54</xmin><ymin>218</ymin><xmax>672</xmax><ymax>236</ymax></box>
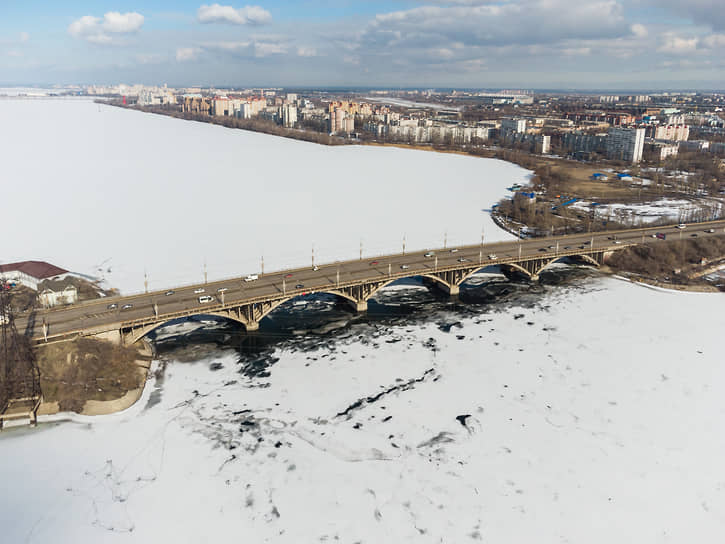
<box><xmin>296</xmin><ymin>46</ymin><xmax>318</xmax><ymax>57</ymax></box>
<box><xmin>197</xmin><ymin>4</ymin><xmax>272</xmax><ymax>25</ymax></box>
<box><xmin>631</xmin><ymin>24</ymin><xmax>647</xmax><ymax>38</ymax></box>
<box><xmin>176</xmin><ymin>47</ymin><xmax>202</xmax><ymax>62</ymax></box>
<box><xmin>652</xmin><ymin>0</ymin><xmax>725</xmax><ymax>31</ymax></box>
<box><xmin>177</xmin><ymin>39</ymin><xmax>287</xmax><ymax>62</ymax></box>
<box><xmin>657</xmin><ymin>35</ymin><xmax>699</xmax><ymax>54</ymax></box>
<box><xmin>68</xmin><ymin>12</ymin><xmax>144</xmax><ymax>44</ymax></box>
<box><xmin>701</xmin><ymin>33</ymin><xmax>725</xmax><ymax>49</ymax></box>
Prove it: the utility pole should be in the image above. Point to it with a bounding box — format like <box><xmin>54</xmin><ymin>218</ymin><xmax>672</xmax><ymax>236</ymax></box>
<box><xmin>204</xmin><ymin>261</ymin><xmax>208</xmax><ymax>285</ymax></box>
<box><xmin>312</xmin><ymin>244</ymin><xmax>315</xmax><ymax>269</ymax></box>
<box><xmin>444</xmin><ymin>231</ymin><xmax>447</xmax><ymax>249</ymax></box>
<box><xmin>359</xmin><ymin>239</ymin><xmax>363</xmax><ymax>261</ymax></box>
<box><xmin>403</xmin><ymin>234</ymin><xmax>406</xmax><ymax>256</ymax></box>
<box><xmin>388</xmin><ymin>263</ymin><xmax>392</xmax><ymax>277</ymax></box>
<box><xmin>479</xmin><ymin>249</ymin><xmax>482</xmax><ymax>264</ymax></box>
<box><xmin>261</xmin><ymin>256</ymin><xmax>264</xmax><ymax>276</ymax></box>
<box><xmin>144</xmin><ymin>270</ymin><xmax>148</xmax><ymax>294</ymax></box>
<box><xmin>336</xmin><ymin>266</ymin><xmax>340</xmax><ymax>287</ymax></box>
<box><xmin>434</xmin><ymin>256</ymin><xmax>438</xmax><ymax>272</ymax></box>
<box><xmin>153</xmin><ymin>303</ymin><xmax>158</xmax><ymax>317</ymax></box>
<box><xmin>282</xmin><ymin>277</ymin><xmax>286</xmax><ymax>295</ymax></box>
<box><xmin>220</xmin><ymin>291</ymin><xmax>225</xmax><ymax>307</ymax></box>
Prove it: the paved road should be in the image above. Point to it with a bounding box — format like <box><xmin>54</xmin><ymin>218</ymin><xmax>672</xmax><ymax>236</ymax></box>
<box><xmin>17</xmin><ymin>220</ymin><xmax>725</xmax><ymax>340</ymax></box>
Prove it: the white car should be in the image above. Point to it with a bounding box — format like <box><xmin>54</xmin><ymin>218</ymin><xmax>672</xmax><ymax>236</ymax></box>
<box><xmin>244</xmin><ymin>274</ymin><xmax>258</xmax><ymax>282</ymax></box>
<box><xmin>676</xmin><ymin>224</ymin><xmax>686</xmax><ymax>229</ymax></box>
<box><xmin>424</xmin><ymin>252</ymin><xmax>434</xmax><ymax>258</ymax></box>
<box><xmin>217</xmin><ymin>287</ymin><xmax>228</xmax><ymax>293</ymax></box>
<box><xmin>487</xmin><ymin>254</ymin><xmax>497</xmax><ymax>260</ymax></box>
<box><xmin>194</xmin><ymin>287</ymin><xmax>205</xmax><ymax>294</ymax></box>
<box><xmin>400</xmin><ymin>265</ymin><xmax>410</xmax><ymax>270</ymax></box>
<box><xmin>198</xmin><ymin>295</ymin><xmax>214</xmax><ymax>303</ymax></box>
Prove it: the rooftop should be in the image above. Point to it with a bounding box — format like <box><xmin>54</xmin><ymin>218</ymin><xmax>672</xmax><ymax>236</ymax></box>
<box><xmin>0</xmin><ymin>261</ymin><xmax>68</xmax><ymax>280</ymax></box>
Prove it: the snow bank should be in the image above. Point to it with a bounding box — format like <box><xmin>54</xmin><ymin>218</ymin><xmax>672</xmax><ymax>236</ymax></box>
<box><xmin>0</xmin><ymin>99</ymin><xmax>523</xmax><ymax>294</ymax></box>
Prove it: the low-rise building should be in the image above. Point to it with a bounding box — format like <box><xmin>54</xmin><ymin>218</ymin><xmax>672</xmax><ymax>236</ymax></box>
<box><xmin>0</xmin><ymin>261</ymin><xmax>72</xmax><ymax>291</ymax></box>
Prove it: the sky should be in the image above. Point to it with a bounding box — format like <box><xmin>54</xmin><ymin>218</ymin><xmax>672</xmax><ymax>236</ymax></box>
<box><xmin>0</xmin><ymin>0</ymin><xmax>724</xmax><ymax>90</ymax></box>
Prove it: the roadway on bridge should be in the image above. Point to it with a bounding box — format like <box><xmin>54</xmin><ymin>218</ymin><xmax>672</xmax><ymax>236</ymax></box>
<box><xmin>19</xmin><ymin>220</ymin><xmax>725</xmax><ymax>340</ymax></box>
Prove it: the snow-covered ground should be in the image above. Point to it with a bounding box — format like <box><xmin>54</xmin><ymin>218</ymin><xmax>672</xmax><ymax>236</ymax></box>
<box><xmin>1</xmin><ymin>277</ymin><xmax>724</xmax><ymax>543</ymax></box>
<box><xmin>0</xmin><ymin>99</ymin><xmax>521</xmax><ymax>294</ymax></box>
<box><xmin>570</xmin><ymin>198</ymin><xmax>721</xmax><ymax>225</ymax></box>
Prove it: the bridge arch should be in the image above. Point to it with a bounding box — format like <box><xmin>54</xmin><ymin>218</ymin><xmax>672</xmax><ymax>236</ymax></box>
<box><xmin>533</xmin><ymin>253</ymin><xmax>601</xmax><ymax>278</ymax></box>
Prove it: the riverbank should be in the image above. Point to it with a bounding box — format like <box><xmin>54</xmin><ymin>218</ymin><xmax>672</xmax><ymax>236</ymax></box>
<box><xmin>35</xmin><ymin>338</ymin><xmax>153</xmax><ymax>416</ymax></box>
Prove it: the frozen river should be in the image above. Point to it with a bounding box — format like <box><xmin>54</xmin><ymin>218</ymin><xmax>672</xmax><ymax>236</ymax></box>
<box><xmin>1</xmin><ymin>99</ymin><xmax>724</xmax><ymax>543</ymax></box>
<box><xmin>0</xmin><ymin>99</ymin><xmax>521</xmax><ymax>293</ymax></box>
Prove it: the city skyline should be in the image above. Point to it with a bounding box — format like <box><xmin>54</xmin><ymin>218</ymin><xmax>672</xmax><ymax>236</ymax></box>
<box><xmin>1</xmin><ymin>1</ymin><xmax>724</xmax><ymax>89</ymax></box>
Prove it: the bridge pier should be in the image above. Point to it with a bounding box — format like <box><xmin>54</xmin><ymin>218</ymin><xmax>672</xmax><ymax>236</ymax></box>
<box><xmin>348</xmin><ymin>299</ymin><xmax>368</xmax><ymax>313</ymax></box>
<box><xmin>245</xmin><ymin>320</ymin><xmax>260</xmax><ymax>332</ymax></box>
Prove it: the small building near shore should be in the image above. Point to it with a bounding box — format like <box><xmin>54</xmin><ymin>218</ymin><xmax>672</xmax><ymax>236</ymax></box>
<box><xmin>0</xmin><ymin>261</ymin><xmax>71</xmax><ymax>291</ymax></box>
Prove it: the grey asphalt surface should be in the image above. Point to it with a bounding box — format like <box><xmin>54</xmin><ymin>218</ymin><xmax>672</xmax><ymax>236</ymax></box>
<box><xmin>19</xmin><ymin>220</ymin><xmax>725</xmax><ymax>340</ymax></box>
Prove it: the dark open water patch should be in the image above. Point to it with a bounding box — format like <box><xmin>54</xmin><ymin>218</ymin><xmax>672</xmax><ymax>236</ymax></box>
<box><xmin>149</xmin><ymin>266</ymin><xmax>601</xmax><ymax>379</ymax></box>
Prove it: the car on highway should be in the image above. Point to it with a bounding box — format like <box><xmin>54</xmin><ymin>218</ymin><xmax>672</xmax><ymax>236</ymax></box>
<box><xmin>369</xmin><ymin>261</ymin><xmax>379</xmax><ymax>266</ymax></box>
<box><xmin>244</xmin><ymin>274</ymin><xmax>258</xmax><ymax>282</ymax></box>
<box><xmin>563</xmin><ymin>246</ymin><xmax>571</xmax><ymax>250</ymax></box>
<box><xmin>165</xmin><ymin>290</ymin><xmax>175</xmax><ymax>296</ymax></box>
<box><xmin>295</xmin><ymin>283</ymin><xmax>304</xmax><ymax>289</ymax></box>
<box><xmin>706</xmin><ymin>229</ymin><xmax>715</xmax><ymax>233</ymax></box>
<box><xmin>194</xmin><ymin>288</ymin><xmax>205</xmax><ymax>294</ymax></box>
<box><xmin>217</xmin><ymin>287</ymin><xmax>228</xmax><ymax>293</ymax></box>
<box><xmin>613</xmin><ymin>240</ymin><xmax>622</xmax><ymax>244</ymax></box>
<box><xmin>313</xmin><ymin>266</ymin><xmax>319</xmax><ymax>271</ymax></box>
<box><xmin>548</xmin><ymin>245</ymin><xmax>555</xmax><ymax>249</ymax></box>
<box><xmin>457</xmin><ymin>257</ymin><xmax>469</xmax><ymax>262</ymax></box>
<box><xmin>400</xmin><ymin>264</ymin><xmax>410</xmax><ymax>270</ymax></box>
<box><xmin>676</xmin><ymin>224</ymin><xmax>686</xmax><ymax>229</ymax></box>
<box><xmin>107</xmin><ymin>303</ymin><xmax>118</xmax><ymax>310</ymax></box>
<box><xmin>487</xmin><ymin>254</ymin><xmax>497</xmax><ymax>260</ymax></box>
<box><xmin>449</xmin><ymin>248</ymin><xmax>459</xmax><ymax>253</ymax></box>
<box><xmin>578</xmin><ymin>245</ymin><xmax>586</xmax><ymax>249</ymax></box>
<box><xmin>424</xmin><ymin>252</ymin><xmax>434</xmax><ymax>258</ymax></box>
<box><xmin>583</xmin><ymin>241</ymin><xmax>590</xmax><ymax>245</ymax></box>
<box><xmin>539</xmin><ymin>247</ymin><xmax>548</xmax><ymax>252</ymax></box>
<box><xmin>198</xmin><ymin>295</ymin><xmax>214</xmax><ymax>303</ymax></box>
<box><xmin>691</xmin><ymin>233</ymin><xmax>698</xmax><ymax>237</ymax></box>
<box><xmin>285</xmin><ymin>273</ymin><xmax>293</xmax><ymax>278</ymax></box>
<box><xmin>121</xmin><ymin>303</ymin><xmax>133</xmax><ymax>310</ymax></box>
<box><xmin>651</xmin><ymin>234</ymin><xmax>658</xmax><ymax>238</ymax></box>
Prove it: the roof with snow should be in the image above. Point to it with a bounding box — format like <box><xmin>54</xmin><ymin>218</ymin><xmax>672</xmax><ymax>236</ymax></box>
<box><xmin>0</xmin><ymin>261</ymin><xmax>68</xmax><ymax>280</ymax></box>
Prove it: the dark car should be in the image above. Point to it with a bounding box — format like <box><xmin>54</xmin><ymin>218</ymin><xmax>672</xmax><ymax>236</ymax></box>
<box><xmin>295</xmin><ymin>283</ymin><xmax>304</xmax><ymax>289</ymax></box>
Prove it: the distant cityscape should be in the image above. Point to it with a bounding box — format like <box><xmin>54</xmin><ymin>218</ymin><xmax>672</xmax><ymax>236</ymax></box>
<box><xmin>6</xmin><ymin>84</ymin><xmax>725</xmax><ymax>165</ymax></box>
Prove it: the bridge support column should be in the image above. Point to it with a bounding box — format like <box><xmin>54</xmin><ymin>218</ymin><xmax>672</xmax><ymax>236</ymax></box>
<box><xmin>441</xmin><ymin>283</ymin><xmax>460</xmax><ymax>296</ymax></box>
<box><xmin>245</xmin><ymin>321</ymin><xmax>260</xmax><ymax>332</ymax></box>
<box><xmin>348</xmin><ymin>299</ymin><xmax>368</xmax><ymax>313</ymax></box>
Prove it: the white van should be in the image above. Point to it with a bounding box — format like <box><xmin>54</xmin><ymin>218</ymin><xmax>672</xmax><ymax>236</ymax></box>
<box><xmin>198</xmin><ymin>295</ymin><xmax>214</xmax><ymax>303</ymax></box>
<box><xmin>244</xmin><ymin>274</ymin><xmax>258</xmax><ymax>282</ymax></box>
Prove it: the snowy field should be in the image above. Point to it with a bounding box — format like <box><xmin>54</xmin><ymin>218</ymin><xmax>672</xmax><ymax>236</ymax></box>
<box><xmin>0</xmin><ymin>99</ymin><xmax>521</xmax><ymax>294</ymax></box>
<box><xmin>1</xmin><ymin>278</ymin><xmax>724</xmax><ymax>543</ymax></box>
<box><xmin>570</xmin><ymin>198</ymin><xmax>722</xmax><ymax>225</ymax></box>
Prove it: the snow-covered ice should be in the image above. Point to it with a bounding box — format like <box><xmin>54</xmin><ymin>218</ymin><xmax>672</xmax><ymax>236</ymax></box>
<box><xmin>0</xmin><ymin>99</ymin><xmax>522</xmax><ymax>294</ymax></box>
<box><xmin>1</xmin><ymin>278</ymin><xmax>724</xmax><ymax>543</ymax></box>
<box><xmin>570</xmin><ymin>198</ymin><xmax>721</xmax><ymax>225</ymax></box>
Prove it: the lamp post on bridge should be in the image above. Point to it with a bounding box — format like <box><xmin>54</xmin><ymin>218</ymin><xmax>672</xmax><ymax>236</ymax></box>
<box><xmin>444</xmin><ymin>230</ymin><xmax>447</xmax><ymax>249</ymax></box>
<box><xmin>388</xmin><ymin>263</ymin><xmax>392</xmax><ymax>277</ymax></box>
<box><xmin>360</xmin><ymin>239</ymin><xmax>363</xmax><ymax>261</ymax></box>
<box><xmin>204</xmin><ymin>262</ymin><xmax>208</xmax><ymax>285</ymax></box>
<box><xmin>312</xmin><ymin>244</ymin><xmax>315</xmax><ymax>269</ymax></box>
<box><xmin>434</xmin><ymin>255</ymin><xmax>438</xmax><ymax>272</ymax></box>
<box><xmin>261</xmin><ymin>255</ymin><xmax>264</xmax><ymax>276</ymax></box>
<box><xmin>144</xmin><ymin>270</ymin><xmax>148</xmax><ymax>294</ymax></box>
<box><xmin>282</xmin><ymin>277</ymin><xmax>286</xmax><ymax>295</ymax></box>
<box><xmin>336</xmin><ymin>265</ymin><xmax>340</xmax><ymax>287</ymax></box>
<box><xmin>403</xmin><ymin>234</ymin><xmax>406</xmax><ymax>256</ymax></box>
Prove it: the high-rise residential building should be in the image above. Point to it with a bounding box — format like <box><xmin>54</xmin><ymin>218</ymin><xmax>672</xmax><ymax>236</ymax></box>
<box><xmin>282</xmin><ymin>104</ymin><xmax>297</xmax><ymax>127</ymax></box>
<box><xmin>606</xmin><ymin>127</ymin><xmax>646</xmax><ymax>163</ymax></box>
<box><xmin>654</xmin><ymin>124</ymin><xmax>689</xmax><ymax>141</ymax></box>
<box><xmin>501</xmin><ymin>117</ymin><xmax>527</xmax><ymax>135</ymax></box>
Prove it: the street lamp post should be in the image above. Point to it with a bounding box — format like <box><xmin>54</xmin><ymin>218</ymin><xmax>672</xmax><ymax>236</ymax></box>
<box><xmin>261</xmin><ymin>255</ymin><xmax>264</xmax><ymax>276</ymax></box>
<box><xmin>403</xmin><ymin>234</ymin><xmax>406</xmax><ymax>256</ymax></box>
